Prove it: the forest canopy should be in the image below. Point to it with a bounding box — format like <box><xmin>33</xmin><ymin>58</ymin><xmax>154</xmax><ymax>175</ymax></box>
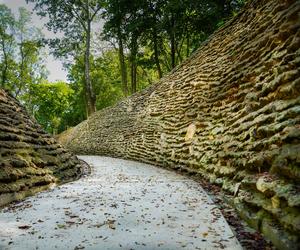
<box><xmin>0</xmin><ymin>0</ymin><xmax>245</xmax><ymax>134</ymax></box>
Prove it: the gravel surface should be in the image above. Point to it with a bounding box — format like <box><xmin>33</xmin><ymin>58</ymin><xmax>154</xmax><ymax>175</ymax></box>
<box><xmin>0</xmin><ymin>156</ymin><xmax>242</xmax><ymax>250</ymax></box>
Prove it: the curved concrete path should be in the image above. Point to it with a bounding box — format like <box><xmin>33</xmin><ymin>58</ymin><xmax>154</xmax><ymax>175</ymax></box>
<box><xmin>0</xmin><ymin>156</ymin><xmax>242</xmax><ymax>250</ymax></box>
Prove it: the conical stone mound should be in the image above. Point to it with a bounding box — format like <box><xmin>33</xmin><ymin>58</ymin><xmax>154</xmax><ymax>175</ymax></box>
<box><xmin>60</xmin><ymin>0</ymin><xmax>300</xmax><ymax>248</ymax></box>
<box><xmin>0</xmin><ymin>89</ymin><xmax>83</xmax><ymax>207</ymax></box>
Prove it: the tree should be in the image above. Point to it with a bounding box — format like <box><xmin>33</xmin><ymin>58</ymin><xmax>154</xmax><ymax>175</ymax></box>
<box><xmin>102</xmin><ymin>0</ymin><xmax>165</xmax><ymax>94</ymax></box>
<box><xmin>14</xmin><ymin>7</ymin><xmax>45</xmax><ymax>97</ymax></box>
<box><xmin>142</xmin><ymin>0</ymin><xmax>164</xmax><ymax>79</ymax></box>
<box><xmin>102</xmin><ymin>0</ymin><xmax>129</xmax><ymax>96</ymax></box>
<box><xmin>68</xmin><ymin>49</ymin><xmax>123</xmax><ymax>111</ymax></box>
<box><xmin>28</xmin><ymin>80</ymin><xmax>75</xmax><ymax>134</ymax></box>
<box><xmin>0</xmin><ymin>5</ymin><xmax>46</xmax><ymax>98</ymax></box>
<box><xmin>6</xmin><ymin>0</ymin><xmax>247</xmax><ymax>135</ymax></box>
<box><xmin>0</xmin><ymin>4</ymin><xmax>15</xmax><ymax>90</ymax></box>
<box><xmin>27</xmin><ymin>0</ymin><xmax>102</xmax><ymax>116</ymax></box>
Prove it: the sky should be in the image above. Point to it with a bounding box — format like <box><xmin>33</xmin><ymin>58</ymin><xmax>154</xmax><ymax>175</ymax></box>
<box><xmin>0</xmin><ymin>0</ymin><xmax>68</xmax><ymax>82</ymax></box>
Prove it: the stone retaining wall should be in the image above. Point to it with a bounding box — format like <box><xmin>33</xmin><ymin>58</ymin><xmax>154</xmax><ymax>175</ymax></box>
<box><xmin>0</xmin><ymin>89</ymin><xmax>82</xmax><ymax>206</ymax></box>
<box><xmin>61</xmin><ymin>0</ymin><xmax>300</xmax><ymax>248</ymax></box>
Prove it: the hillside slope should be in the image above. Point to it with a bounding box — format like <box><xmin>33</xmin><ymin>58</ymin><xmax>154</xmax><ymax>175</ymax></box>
<box><xmin>60</xmin><ymin>0</ymin><xmax>300</xmax><ymax>248</ymax></box>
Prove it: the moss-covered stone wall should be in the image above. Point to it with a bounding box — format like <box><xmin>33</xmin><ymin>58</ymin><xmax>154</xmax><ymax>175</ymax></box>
<box><xmin>60</xmin><ymin>0</ymin><xmax>300</xmax><ymax>248</ymax></box>
<box><xmin>0</xmin><ymin>89</ymin><xmax>82</xmax><ymax>207</ymax></box>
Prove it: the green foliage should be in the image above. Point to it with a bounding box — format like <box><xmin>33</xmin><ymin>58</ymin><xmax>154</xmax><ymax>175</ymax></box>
<box><xmin>27</xmin><ymin>0</ymin><xmax>103</xmax><ymax>115</ymax></box>
<box><xmin>100</xmin><ymin>0</ymin><xmax>246</xmax><ymax>87</ymax></box>
<box><xmin>0</xmin><ymin>4</ymin><xmax>17</xmax><ymax>90</ymax></box>
<box><xmin>68</xmin><ymin>49</ymin><xmax>124</xmax><ymax>112</ymax></box>
<box><xmin>26</xmin><ymin>0</ymin><xmax>88</xmax><ymax>57</ymax></box>
<box><xmin>0</xmin><ymin>5</ymin><xmax>46</xmax><ymax>97</ymax></box>
<box><xmin>27</xmin><ymin>81</ymin><xmax>74</xmax><ymax>134</ymax></box>
<box><xmin>1</xmin><ymin>1</ymin><xmax>247</xmax><ymax>134</ymax></box>
<box><xmin>93</xmin><ymin>51</ymin><xmax>123</xmax><ymax>109</ymax></box>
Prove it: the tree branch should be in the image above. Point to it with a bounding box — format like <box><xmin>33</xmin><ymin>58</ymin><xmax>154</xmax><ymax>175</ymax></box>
<box><xmin>63</xmin><ymin>0</ymin><xmax>88</xmax><ymax>32</ymax></box>
<box><xmin>90</xmin><ymin>5</ymin><xmax>102</xmax><ymax>21</ymax></box>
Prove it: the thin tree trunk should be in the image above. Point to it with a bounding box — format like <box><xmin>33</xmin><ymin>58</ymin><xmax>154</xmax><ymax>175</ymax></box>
<box><xmin>16</xmin><ymin>41</ymin><xmax>25</xmax><ymax>97</ymax></box>
<box><xmin>153</xmin><ymin>29</ymin><xmax>162</xmax><ymax>79</ymax></box>
<box><xmin>176</xmin><ymin>37</ymin><xmax>184</xmax><ymax>63</ymax></box>
<box><xmin>1</xmin><ymin>39</ymin><xmax>8</xmax><ymax>88</ymax></box>
<box><xmin>130</xmin><ymin>35</ymin><xmax>138</xmax><ymax>94</ymax></box>
<box><xmin>1</xmin><ymin>62</ymin><xmax>8</xmax><ymax>89</ymax></box>
<box><xmin>170</xmin><ymin>13</ymin><xmax>176</xmax><ymax>69</ymax></box>
<box><xmin>118</xmin><ymin>27</ymin><xmax>128</xmax><ymax>96</ymax></box>
<box><xmin>170</xmin><ymin>36</ymin><xmax>176</xmax><ymax>68</ymax></box>
<box><xmin>186</xmin><ymin>31</ymin><xmax>190</xmax><ymax>58</ymax></box>
<box><xmin>84</xmin><ymin>20</ymin><xmax>96</xmax><ymax>116</ymax></box>
<box><xmin>131</xmin><ymin>62</ymin><xmax>137</xmax><ymax>93</ymax></box>
<box><xmin>141</xmin><ymin>67</ymin><xmax>152</xmax><ymax>85</ymax></box>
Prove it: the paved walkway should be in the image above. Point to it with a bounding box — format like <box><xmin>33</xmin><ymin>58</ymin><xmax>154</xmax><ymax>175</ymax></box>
<box><xmin>0</xmin><ymin>156</ymin><xmax>242</xmax><ymax>250</ymax></box>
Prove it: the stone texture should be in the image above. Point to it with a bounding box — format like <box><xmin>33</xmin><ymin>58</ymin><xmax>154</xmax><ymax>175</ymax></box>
<box><xmin>0</xmin><ymin>89</ymin><xmax>82</xmax><ymax>207</ymax></box>
<box><xmin>60</xmin><ymin>0</ymin><xmax>300</xmax><ymax>249</ymax></box>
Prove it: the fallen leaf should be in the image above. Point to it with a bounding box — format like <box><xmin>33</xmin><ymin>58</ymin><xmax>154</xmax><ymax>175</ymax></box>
<box><xmin>93</xmin><ymin>223</ymin><xmax>105</xmax><ymax>228</ymax></box>
<box><xmin>18</xmin><ymin>225</ymin><xmax>31</xmax><ymax>230</ymax></box>
<box><xmin>202</xmin><ymin>232</ymin><xmax>208</xmax><ymax>237</ymax></box>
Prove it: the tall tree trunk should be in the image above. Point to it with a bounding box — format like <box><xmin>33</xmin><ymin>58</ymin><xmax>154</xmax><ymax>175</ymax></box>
<box><xmin>1</xmin><ymin>39</ymin><xmax>8</xmax><ymax>88</ymax></box>
<box><xmin>1</xmin><ymin>62</ymin><xmax>8</xmax><ymax>89</ymax></box>
<box><xmin>118</xmin><ymin>27</ymin><xmax>128</xmax><ymax>96</ymax></box>
<box><xmin>84</xmin><ymin>20</ymin><xmax>96</xmax><ymax>116</ymax></box>
<box><xmin>170</xmin><ymin>13</ymin><xmax>176</xmax><ymax>69</ymax></box>
<box><xmin>153</xmin><ymin>29</ymin><xmax>162</xmax><ymax>79</ymax></box>
<box><xmin>170</xmin><ymin>41</ymin><xmax>176</xmax><ymax>68</ymax></box>
<box><xmin>131</xmin><ymin>61</ymin><xmax>137</xmax><ymax>94</ymax></box>
<box><xmin>186</xmin><ymin>31</ymin><xmax>190</xmax><ymax>58</ymax></box>
<box><xmin>16</xmin><ymin>41</ymin><xmax>24</xmax><ymax>97</ymax></box>
<box><xmin>130</xmin><ymin>35</ymin><xmax>138</xmax><ymax>94</ymax></box>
